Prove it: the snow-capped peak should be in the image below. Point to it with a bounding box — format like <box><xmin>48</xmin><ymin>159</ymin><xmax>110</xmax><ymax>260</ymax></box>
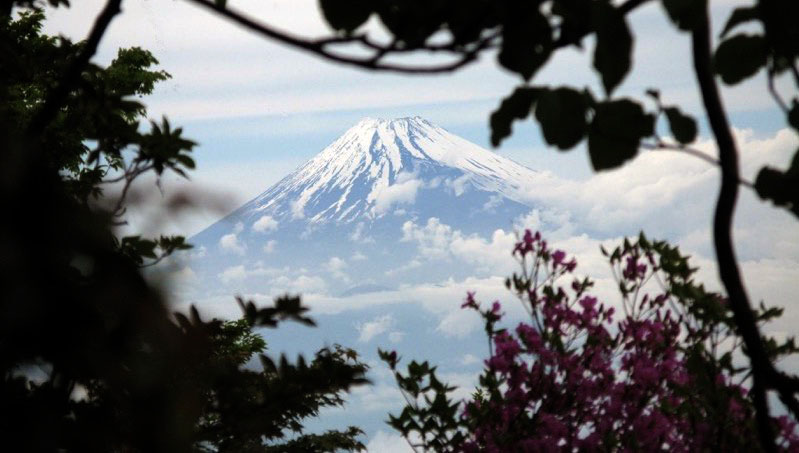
<box><xmin>240</xmin><ymin>117</ymin><xmax>538</xmax><ymax>223</ymax></box>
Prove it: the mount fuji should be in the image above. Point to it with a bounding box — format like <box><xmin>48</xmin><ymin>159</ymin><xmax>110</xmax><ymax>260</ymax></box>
<box><xmin>175</xmin><ymin>116</ymin><xmax>548</xmax><ymax>448</ymax></box>
<box><xmin>186</xmin><ymin>116</ymin><xmax>541</xmax><ymax>296</ymax></box>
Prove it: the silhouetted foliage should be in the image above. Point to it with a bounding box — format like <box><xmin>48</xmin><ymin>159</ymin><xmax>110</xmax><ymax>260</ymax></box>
<box><xmin>0</xmin><ymin>6</ymin><xmax>367</xmax><ymax>451</ymax></box>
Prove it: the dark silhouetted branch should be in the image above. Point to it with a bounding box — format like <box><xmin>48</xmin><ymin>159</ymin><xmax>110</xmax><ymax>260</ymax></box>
<box><xmin>186</xmin><ymin>0</ymin><xmax>496</xmax><ymax>74</ymax></box>
<box><xmin>692</xmin><ymin>3</ymin><xmax>784</xmax><ymax>451</ymax></box>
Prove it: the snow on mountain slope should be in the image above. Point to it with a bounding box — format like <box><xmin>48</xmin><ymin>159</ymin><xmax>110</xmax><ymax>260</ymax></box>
<box><xmin>236</xmin><ymin>116</ymin><xmax>538</xmax><ymax>224</ymax></box>
<box><xmin>186</xmin><ymin>116</ymin><xmax>543</xmax><ymax>295</ymax></box>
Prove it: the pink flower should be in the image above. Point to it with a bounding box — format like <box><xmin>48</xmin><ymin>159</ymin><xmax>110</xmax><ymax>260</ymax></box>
<box><xmin>491</xmin><ymin>301</ymin><xmax>502</xmax><ymax>314</ymax></box>
<box><xmin>552</xmin><ymin>250</ymin><xmax>566</xmax><ymax>266</ymax></box>
<box><xmin>461</xmin><ymin>291</ymin><xmax>479</xmax><ymax>309</ymax></box>
<box><xmin>579</xmin><ymin>296</ymin><xmax>597</xmax><ymax>312</ymax></box>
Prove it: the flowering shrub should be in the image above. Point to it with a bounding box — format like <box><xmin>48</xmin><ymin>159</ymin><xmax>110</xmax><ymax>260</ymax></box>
<box><xmin>380</xmin><ymin>231</ymin><xmax>799</xmax><ymax>451</ymax></box>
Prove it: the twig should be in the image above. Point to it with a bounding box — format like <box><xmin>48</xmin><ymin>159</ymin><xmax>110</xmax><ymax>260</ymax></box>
<box><xmin>767</xmin><ymin>69</ymin><xmax>789</xmax><ymax>113</ymax></box>
<box><xmin>640</xmin><ymin>142</ymin><xmax>755</xmax><ymax>188</ymax></box>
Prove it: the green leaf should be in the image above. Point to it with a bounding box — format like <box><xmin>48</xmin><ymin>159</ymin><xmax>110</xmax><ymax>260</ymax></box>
<box><xmin>498</xmin><ymin>7</ymin><xmax>552</xmax><ymax>80</ymax></box>
<box><xmin>587</xmin><ymin>99</ymin><xmax>654</xmax><ymax>171</ymax></box>
<box><xmin>319</xmin><ymin>0</ymin><xmax>372</xmax><ymax>34</ymax></box>
<box><xmin>534</xmin><ymin>87</ymin><xmax>589</xmax><ymax>150</ymax></box>
<box><xmin>714</xmin><ymin>34</ymin><xmax>767</xmax><ymax>85</ymax></box>
<box><xmin>720</xmin><ymin>6</ymin><xmax>760</xmax><ymax>38</ymax></box>
<box><xmin>664</xmin><ymin>106</ymin><xmax>698</xmax><ymax>144</ymax></box>
<box><xmin>592</xmin><ymin>1</ymin><xmax>632</xmax><ymax>95</ymax></box>
<box><xmin>489</xmin><ymin>87</ymin><xmax>539</xmax><ymax>146</ymax></box>
<box><xmin>662</xmin><ymin>0</ymin><xmax>707</xmax><ymax>31</ymax></box>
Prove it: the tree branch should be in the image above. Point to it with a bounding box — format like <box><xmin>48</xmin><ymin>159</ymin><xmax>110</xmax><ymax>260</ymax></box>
<box><xmin>185</xmin><ymin>0</ymin><xmax>494</xmax><ymax>74</ymax></box>
<box><xmin>691</xmin><ymin>3</ymin><xmax>778</xmax><ymax>451</ymax></box>
<box><xmin>25</xmin><ymin>0</ymin><xmax>123</xmax><ymax>139</ymax></box>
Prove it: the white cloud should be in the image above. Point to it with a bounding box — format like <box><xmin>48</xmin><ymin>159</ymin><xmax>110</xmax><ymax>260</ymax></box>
<box><xmin>366</xmin><ymin>430</ymin><xmax>413</xmax><ymax>453</ymax></box>
<box><xmin>172</xmin><ymin>266</ymin><xmax>197</xmax><ymax>282</ymax></box>
<box><xmin>482</xmin><ymin>195</ymin><xmax>503</xmax><ymax>211</ymax></box>
<box><xmin>385</xmin><ymin>259</ymin><xmax>422</xmax><ymax>276</ymax></box>
<box><xmin>233</xmin><ymin>221</ymin><xmax>244</xmax><ymax>234</ymax></box>
<box><xmin>252</xmin><ymin>215</ymin><xmax>278</xmax><ymax>233</ymax></box>
<box><xmin>461</xmin><ymin>353</ymin><xmax>480</xmax><ymax>366</ymax></box>
<box><xmin>439</xmin><ymin>371</ymin><xmax>481</xmax><ymax>402</ymax></box>
<box><xmin>293</xmin><ymin>275</ymin><xmax>327</xmax><ymax>293</ymax></box>
<box><xmin>513</xmin><ymin>127</ymin><xmax>799</xmax><ymax>240</ymax></box>
<box><xmin>357</xmin><ymin>314</ymin><xmax>394</xmax><ymax>342</ymax></box>
<box><xmin>373</xmin><ymin>174</ymin><xmax>423</xmax><ymax>214</ymax></box>
<box><xmin>270</xmin><ymin>274</ymin><xmax>328</xmax><ymax>294</ymax></box>
<box><xmin>388</xmin><ymin>331</ymin><xmax>405</xmax><ymax>343</ymax></box>
<box><xmin>351</xmin><ymin>251</ymin><xmax>367</xmax><ymax>261</ymax></box>
<box><xmin>325</xmin><ymin>256</ymin><xmax>350</xmax><ymax>282</ymax></box>
<box><xmin>401</xmin><ymin>218</ymin><xmax>454</xmax><ymax>260</ymax></box>
<box><xmin>263</xmin><ymin>239</ymin><xmax>277</xmax><ymax>253</ymax></box>
<box><xmin>326</xmin><ymin>256</ymin><xmax>347</xmax><ymax>272</ymax></box>
<box><xmin>290</xmin><ymin>199</ymin><xmax>305</xmax><ymax>220</ymax></box>
<box><xmin>350</xmin><ymin>221</ymin><xmax>374</xmax><ymax>243</ymax></box>
<box><xmin>217</xmin><ymin>263</ymin><xmax>288</xmax><ymax>285</ymax></box>
<box><xmin>437</xmin><ymin>306</ymin><xmax>483</xmax><ymax>339</ymax></box>
<box><xmin>191</xmin><ymin>245</ymin><xmax>207</xmax><ymax>259</ymax></box>
<box><xmin>219</xmin><ymin>233</ymin><xmax>246</xmax><ymax>255</ymax></box>
<box><xmin>401</xmin><ymin>217</ymin><xmax>517</xmax><ymax>274</ymax></box>
<box><xmin>350</xmin><ymin>383</ymin><xmax>407</xmax><ymax>413</ymax></box>
<box><xmin>219</xmin><ymin>265</ymin><xmax>247</xmax><ymax>284</ymax></box>
<box><xmin>446</xmin><ymin>174</ymin><xmax>471</xmax><ymax>196</ymax></box>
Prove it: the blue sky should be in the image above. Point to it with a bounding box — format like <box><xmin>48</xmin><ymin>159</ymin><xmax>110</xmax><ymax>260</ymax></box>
<box><xmin>44</xmin><ymin>1</ymin><xmax>799</xmax><ymax>450</ymax></box>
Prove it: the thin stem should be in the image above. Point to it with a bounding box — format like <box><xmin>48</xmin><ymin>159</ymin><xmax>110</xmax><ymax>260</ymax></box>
<box><xmin>640</xmin><ymin>142</ymin><xmax>755</xmax><ymax>188</ymax></box>
<box><xmin>767</xmin><ymin>69</ymin><xmax>789</xmax><ymax>113</ymax></box>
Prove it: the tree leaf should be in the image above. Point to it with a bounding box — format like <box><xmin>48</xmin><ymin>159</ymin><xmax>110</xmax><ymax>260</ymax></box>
<box><xmin>592</xmin><ymin>1</ymin><xmax>632</xmax><ymax>95</ymax></box>
<box><xmin>534</xmin><ymin>87</ymin><xmax>589</xmax><ymax>150</ymax></box>
<box><xmin>664</xmin><ymin>106</ymin><xmax>698</xmax><ymax>144</ymax></box>
<box><xmin>720</xmin><ymin>6</ymin><xmax>760</xmax><ymax>38</ymax></box>
<box><xmin>489</xmin><ymin>87</ymin><xmax>539</xmax><ymax>146</ymax></box>
<box><xmin>498</xmin><ymin>6</ymin><xmax>551</xmax><ymax>80</ymax></box>
<box><xmin>714</xmin><ymin>34</ymin><xmax>767</xmax><ymax>85</ymax></box>
<box><xmin>754</xmin><ymin>149</ymin><xmax>799</xmax><ymax>218</ymax></box>
<box><xmin>587</xmin><ymin>99</ymin><xmax>654</xmax><ymax>171</ymax></box>
<box><xmin>319</xmin><ymin>0</ymin><xmax>372</xmax><ymax>34</ymax></box>
<box><xmin>788</xmin><ymin>99</ymin><xmax>799</xmax><ymax>132</ymax></box>
<box><xmin>662</xmin><ymin>0</ymin><xmax>707</xmax><ymax>31</ymax></box>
